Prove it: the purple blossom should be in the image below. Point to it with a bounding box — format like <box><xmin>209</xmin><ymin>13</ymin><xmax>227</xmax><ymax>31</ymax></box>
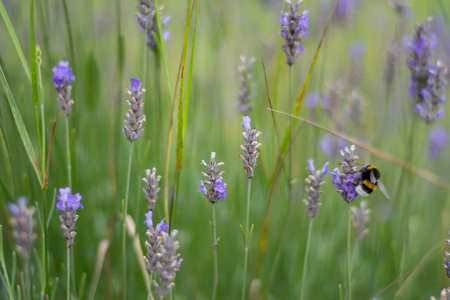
<box><xmin>215</xmin><ymin>178</ymin><xmax>227</xmax><ymax>200</ymax></box>
<box><xmin>145</xmin><ymin>211</ymin><xmax>153</xmax><ymax>229</ymax></box>
<box><xmin>303</xmin><ymin>159</ymin><xmax>329</xmax><ymax>218</ymax></box>
<box><xmin>320</xmin><ymin>135</ymin><xmax>348</xmax><ymax>158</ymax></box>
<box><xmin>197</xmin><ymin>180</ymin><xmax>207</xmax><ymax>196</ymax></box>
<box><xmin>135</xmin><ymin>1</ymin><xmax>171</xmax><ymax>52</ymax></box>
<box><xmin>51</xmin><ymin>61</ymin><xmax>75</xmax><ymax>88</ymax></box>
<box><xmin>428</xmin><ymin>127</ymin><xmax>449</xmax><ymax>160</ymax></box>
<box><xmin>280</xmin><ymin>1</ymin><xmax>309</xmax><ymax>66</ymax></box>
<box><xmin>8</xmin><ymin>197</ymin><xmax>36</xmax><ymax>259</ymax></box>
<box><xmin>306</xmin><ymin>158</ymin><xmax>315</xmax><ymax>174</ymax></box>
<box><xmin>156</xmin><ymin>219</ymin><xmax>169</xmax><ymax>233</ymax></box>
<box><xmin>329</xmin><ymin>145</ymin><xmax>360</xmax><ymax>203</ymax></box>
<box><xmin>130</xmin><ymin>78</ymin><xmax>141</xmax><ymax>92</ymax></box>
<box><xmin>56</xmin><ymin>187</ymin><xmax>83</xmax><ymax>211</ymax></box>
<box><xmin>199</xmin><ymin>152</ymin><xmax>227</xmax><ymax>204</ymax></box>
<box><xmin>242</xmin><ymin>116</ymin><xmax>251</xmax><ymax>132</ymax></box>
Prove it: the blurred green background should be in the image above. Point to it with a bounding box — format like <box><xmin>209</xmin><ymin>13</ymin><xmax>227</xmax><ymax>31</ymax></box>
<box><xmin>1</xmin><ymin>0</ymin><xmax>450</xmax><ymax>298</ymax></box>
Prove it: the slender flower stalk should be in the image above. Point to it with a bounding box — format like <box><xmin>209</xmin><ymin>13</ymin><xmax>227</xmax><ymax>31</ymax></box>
<box><xmin>51</xmin><ymin>60</ymin><xmax>75</xmax><ymax>187</ymax></box>
<box><xmin>198</xmin><ymin>152</ymin><xmax>227</xmax><ymax>300</ymax></box>
<box><xmin>300</xmin><ymin>159</ymin><xmax>328</xmax><ymax>300</ymax></box>
<box><xmin>239</xmin><ymin>116</ymin><xmax>261</xmax><ymax>300</ymax></box>
<box><xmin>122</xmin><ymin>78</ymin><xmax>146</xmax><ymax>299</ymax></box>
<box><xmin>56</xmin><ymin>187</ymin><xmax>83</xmax><ymax>300</ymax></box>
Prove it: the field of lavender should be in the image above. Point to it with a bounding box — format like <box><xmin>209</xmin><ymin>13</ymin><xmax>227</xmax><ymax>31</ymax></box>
<box><xmin>1</xmin><ymin>0</ymin><xmax>450</xmax><ymax>299</ymax></box>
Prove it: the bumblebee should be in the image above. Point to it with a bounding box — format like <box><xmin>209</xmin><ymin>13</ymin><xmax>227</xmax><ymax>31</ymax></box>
<box><xmin>355</xmin><ymin>165</ymin><xmax>390</xmax><ymax>199</ymax></box>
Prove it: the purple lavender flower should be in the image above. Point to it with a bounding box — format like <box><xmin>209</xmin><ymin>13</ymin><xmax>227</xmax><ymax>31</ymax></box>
<box><xmin>303</xmin><ymin>159</ymin><xmax>329</xmax><ymax>218</ymax></box>
<box><xmin>144</xmin><ymin>210</ymin><xmax>170</xmax><ymax>274</ymax></box>
<box><xmin>329</xmin><ymin>145</ymin><xmax>361</xmax><ymax>203</ymax></box>
<box><xmin>198</xmin><ymin>152</ymin><xmax>227</xmax><ymax>203</ymax></box>
<box><xmin>8</xmin><ymin>197</ymin><xmax>36</xmax><ymax>259</ymax></box>
<box><xmin>428</xmin><ymin>127</ymin><xmax>449</xmax><ymax>160</ymax></box>
<box><xmin>142</xmin><ymin>168</ymin><xmax>162</xmax><ymax>211</ymax></box>
<box><xmin>123</xmin><ymin>78</ymin><xmax>146</xmax><ymax>142</ymax></box>
<box><xmin>51</xmin><ymin>61</ymin><xmax>75</xmax><ymax>116</ymax></box>
<box><xmin>235</xmin><ymin>56</ymin><xmax>256</xmax><ymax>115</ymax></box>
<box><xmin>239</xmin><ymin>116</ymin><xmax>262</xmax><ymax>179</ymax></box>
<box><xmin>280</xmin><ymin>0</ymin><xmax>309</xmax><ymax>66</ymax></box>
<box><xmin>320</xmin><ymin>134</ymin><xmax>348</xmax><ymax>158</ymax></box>
<box><xmin>136</xmin><ymin>0</ymin><xmax>171</xmax><ymax>52</ymax></box>
<box><xmin>333</xmin><ymin>0</ymin><xmax>356</xmax><ymax>22</ymax></box>
<box><xmin>56</xmin><ymin>187</ymin><xmax>83</xmax><ymax>248</ymax></box>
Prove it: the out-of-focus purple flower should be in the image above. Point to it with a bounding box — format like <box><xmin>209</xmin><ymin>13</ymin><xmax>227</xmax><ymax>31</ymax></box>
<box><xmin>51</xmin><ymin>61</ymin><xmax>75</xmax><ymax>88</ymax></box>
<box><xmin>428</xmin><ymin>127</ymin><xmax>449</xmax><ymax>160</ymax></box>
<box><xmin>235</xmin><ymin>56</ymin><xmax>256</xmax><ymax>115</ymax></box>
<box><xmin>156</xmin><ymin>218</ymin><xmax>169</xmax><ymax>233</ymax></box>
<box><xmin>332</xmin><ymin>0</ymin><xmax>356</xmax><ymax>22</ymax></box>
<box><xmin>280</xmin><ymin>0</ymin><xmax>309</xmax><ymax>66</ymax></box>
<box><xmin>320</xmin><ymin>135</ymin><xmax>348</xmax><ymax>158</ymax></box>
<box><xmin>56</xmin><ymin>187</ymin><xmax>83</xmax><ymax>248</ymax></box>
<box><xmin>123</xmin><ymin>78</ymin><xmax>146</xmax><ymax>142</ymax></box>
<box><xmin>145</xmin><ymin>211</ymin><xmax>153</xmax><ymax>229</ymax></box>
<box><xmin>305</xmin><ymin>92</ymin><xmax>319</xmax><ymax>109</ymax></box>
<box><xmin>8</xmin><ymin>197</ymin><xmax>36</xmax><ymax>259</ymax></box>
<box><xmin>135</xmin><ymin>0</ymin><xmax>171</xmax><ymax>52</ymax></box>
<box><xmin>242</xmin><ymin>116</ymin><xmax>251</xmax><ymax>132</ymax></box>
<box><xmin>199</xmin><ymin>152</ymin><xmax>227</xmax><ymax>204</ymax></box>
<box><xmin>349</xmin><ymin>41</ymin><xmax>365</xmax><ymax>61</ymax></box>
<box><xmin>303</xmin><ymin>159</ymin><xmax>329</xmax><ymax>218</ymax></box>
<box><xmin>51</xmin><ymin>61</ymin><xmax>76</xmax><ymax>116</ymax></box>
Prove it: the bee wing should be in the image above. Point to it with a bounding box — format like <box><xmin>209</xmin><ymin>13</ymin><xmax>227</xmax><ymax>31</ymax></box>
<box><xmin>377</xmin><ymin>179</ymin><xmax>390</xmax><ymax>199</ymax></box>
<box><xmin>370</xmin><ymin>171</ymin><xmax>377</xmax><ymax>184</ymax></box>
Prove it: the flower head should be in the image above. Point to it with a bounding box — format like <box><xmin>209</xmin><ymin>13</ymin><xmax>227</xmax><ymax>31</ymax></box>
<box><xmin>51</xmin><ymin>61</ymin><xmax>75</xmax><ymax>116</ymax></box>
<box><xmin>56</xmin><ymin>187</ymin><xmax>83</xmax><ymax>248</ymax></box>
<box><xmin>239</xmin><ymin>116</ymin><xmax>262</xmax><ymax>179</ymax></box>
<box><xmin>428</xmin><ymin>127</ymin><xmax>449</xmax><ymax>160</ymax></box>
<box><xmin>198</xmin><ymin>152</ymin><xmax>227</xmax><ymax>203</ymax></box>
<box><xmin>143</xmin><ymin>168</ymin><xmax>162</xmax><ymax>211</ymax></box>
<box><xmin>235</xmin><ymin>56</ymin><xmax>256</xmax><ymax>115</ymax></box>
<box><xmin>280</xmin><ymin>0</ymin><xmax>309</xmax><ymax>66</ymax></box>
<box><xmin>303</xmin><ymin>159</ymin><xmax>329</xmax><ymax>218</ymax></box>
<box><xmin>143</xmin><ymin>209</ymin><xmax>170</xmax><ymax>274</ymax></box>
<box><xmin>123</xmin><ymin>78</ymin><xmax>146</xmax><ymax>142</ymax></box>
<box><xmin>8</xmin><ymin>197</ymin><xmax>36</xmax><ymax>259</ymax></box>
<box><xmin>329</xmin><ymin>145</ymin><xmax>361</xmax><ymax>203</ymax></box>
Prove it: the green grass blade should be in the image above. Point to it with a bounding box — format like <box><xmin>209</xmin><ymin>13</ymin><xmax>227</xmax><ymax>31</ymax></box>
<box><xmin>46</xmin><ymin>189</ymin><xmax>56</xmax><ymax>230</ymax></box>
<box><xmin>0</xmin><ymin>65</ymin><xmax>42</xmax><ymax>186</ymax></box>
<box><xmin>0</xmin><ymin>0</ymin><xmax>31</xmax><ymax>82</ymax></box>
<box><xmin>10</xmin><ymin>251</ymin><xmax>16</xmax><ymax>291</ymax></box>
<box><xmin>0</xmin><ymin>225</ymin><xmax>14</xmax><ymax>299</ymax></box>
<box><xmin>62</xmin><ymin>0</ymin><xmax>75</xmax><ymax>67</ymax></box>
<box><xmin>30</xmin><ymin>0</ymin><xmax>37</xmax><ymax>108</ymax></box>
<box><xmin>182</xmin><ymin>0</ymin><xmax>199</xmax><ymax>138</ymax></box>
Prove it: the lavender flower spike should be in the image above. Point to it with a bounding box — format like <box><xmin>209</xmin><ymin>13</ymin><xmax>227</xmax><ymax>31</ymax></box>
<box><xmin>329</xmin><ymin>145</ymin><xmax>360</xmax><ymax>203</ymax></box>
<box><xmin>8</xmin><ymin>197</ymin><xmax>37</xmax><ymax>259</ymax></box>
<box><xmin>280</xmin><ymin>0</ymin><xmax>309</xmax><ymax>66</ymax></box>
<box><xmin>56</xmin><ymin>187</ymin><xmax>83</xmax><ymax>248</ymax></box>
<box><xmin>123</xmin><ymin>78</ymin><xmax>146</xmax><ymax>142</ymax></box>
<box><xmin>143</xmin><ymin>168</ymin><xmax>162</xmax><ymax>211</ymax></box>
<box><xmin>154</xmin><ymin>230</ymin><xmax>182</xmax><ymax>298</ymax></box>
<box><xmin>135</xmin><ymin>0</ymin><xmax>171</xmax><ymax>52</ymax></box>
<box><xmin>143</xmin><ymin>211</ymin><xmax>169</xmax><ymax>274</ymax></box>
<box><xmin>51</xmin><ymin>61</ymin><xmax>76</xmax><ymax>116</ymax></box>
<box><xmin>198</xmin><ymin>152</ymin><xmax>227</xmax><ymax>203</ymax></box>
<box><xmin>239</xmin><ymin>116</ymin><xmax>262</xmax><ymax>179</ymax></box>
<box><xmin>235</xmin><ymin>56</ymin><xmax>256</xmax><ymax>115</ymax></box>
<box><xmin>303</xmin><ymin>159</ymin><xmax>329</xmax><ymax>218</ymax></box>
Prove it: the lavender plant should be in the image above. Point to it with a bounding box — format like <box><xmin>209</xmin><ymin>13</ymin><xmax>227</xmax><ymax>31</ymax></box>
<box><xmin>143</xmin><ymin>211</ymin><xmax>169</xmax><ymax>299</ymax></box>
<box><xmin>239</xmin><ymin>116</ymin><xmax>261</xmax><ymax>300</ymax></box>
<box><xmin>122</xmin><ymin>78</ymin><xmax>146</xmax><ymax>299</ymax></box>
<box><xmin>52</xmin><ymin>60</ymin><xmax>76</xmax><ymax>187</ymax></box>
<box><xmin>143</xmin><ymin>168</ymin><xmax>162</xmax><ymax>211</ymax></box>
<box><xmin>56</xmin><ymin>187</ymin><xmax>83</xmax><ymax>300</ymax></box>
<box><xmin>280</xmin><ymin>0</ymin><xmax>309</xmax><ymax>66</ymax></box>
<box><xmin>135</xmin><ymin>0</ymin><xmax>171</xmax><ymax>52</ymax></box>
<box><xmin>407</xmin><ymin>18</ymin><xmax>448</xmax><ymax>124</ymax></box>
<box><xmin>8</xmin><ymin>197</ymin><xmax>36</xmax><ymax>260</ymax></box>
<box><xmin>235</xmin><ymin>56</ymin><xmax>256</xmax><ymax>116</ymax></box>
<box><xmin>300</xmin><ymin>159</ymin><xmax>328</xmax><ymax>300</ymax></box>
<box><xmin>154</xmin><ymin>230</ymin><xmax>182</xmax><ymax>299</ymax></box>
<box><xmin>198</xmin><ymin>152</ymin><xmax>227</xmax><ymax>300</ymax></box>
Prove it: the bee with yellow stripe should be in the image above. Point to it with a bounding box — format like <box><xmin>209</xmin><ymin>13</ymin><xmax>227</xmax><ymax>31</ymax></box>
<box><xmin>355</xmin><ymin>165</ymin><xmax>390</xmax><ymax>199</ymax></box>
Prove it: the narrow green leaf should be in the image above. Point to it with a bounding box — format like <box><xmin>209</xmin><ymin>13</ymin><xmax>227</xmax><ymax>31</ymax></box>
<box><xmin>240</xmin><ymin>224</ymin><xmax>246</xmax><ymax>243</ymax></box>
<box><xmin>0</xmin><ymin>0</ymin><xmax>31</xmax><ymax>81</ymax></box>
<box><xmin>11</xmin><ymin>251</ymin><xmax>16</xmax><ymax>291</ymax></box>
<box><xmin>32</xmin><ymin>248</ymin><xmax>44</xmax><ymax>297</ymax></box>
<box><xmin>62</xmin><ymin>0</ymin><xmax>75</xmax><ymax>67</ymax></box>
<box><xmin>30</xmin><ymin>0</ymin><xmax>38</xmax><ymax>107</ymax></box>
<box><xmin>0</xmin><ymin>225</ymin><xmax>14</xmax><ymax>299</ymax></box>
<box><xmin>49</xmin><ymin>277</ymin><xmax>59</xmax><ymax>300</ymax></box>
<box><xmin>0</xmin><ymin>65</ymin><xmax>43</xmax><ymax>186</ymax></box>
<box><xmin>78</xmin><ymin>272</ymin><xmax>87</xmax><ymax>300</ymax></box>
<box><xmin>46</xmin><ymin>189</ymin><xmax>56</xmax><ymax>230</ymax></box>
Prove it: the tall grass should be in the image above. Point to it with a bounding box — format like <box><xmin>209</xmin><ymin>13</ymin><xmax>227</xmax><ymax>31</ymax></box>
<box><xmin>0</xmin><ymin>0</ymin><xmax>450</xmax><ymax>298</ymax></box>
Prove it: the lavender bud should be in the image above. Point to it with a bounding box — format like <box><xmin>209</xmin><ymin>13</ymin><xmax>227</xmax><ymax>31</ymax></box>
<box><xmin>56</xmin><ymin>187</ymin><xmax>83</xmax><ymax>248</ymax></box>
<box><xmin>154</xmin><ymin>230</ymin><xmax>182</xmax><ymax>298</ymax></box>
<box><xmin>142</xmin><ymin>168</ymin><xmax>162</xmax><ymax>211</ymax></box>
<box><xmin>239</xmin><ymin>116</ymin><xmax>262</xmax><ymax>179</ymax></box>
<box><xmin>329</xmin><ymin>145</ymin><xmax>360</xmax><ymax>203</ymax></box>
<box><xmin>8</xmin><ymin>197</ymin><xmax>37</xmax><ymax>259</ymax></box>
<box><xmin>51</xmin><ymin>61</ymin><xmax>75</xmax><ymax>116</ymax></box>
<box><xmin>280</xmin><ymin>0</ymin><xmax>309</xmax><ymax>66</ymax></box>
<box><xmin>235</xmin><ymin>56</ymin><xmax>256</xmax><ymax>115</ymax></box>
<box><xmin>198</xmin><ymin>152</ymin><xmax>227</xmax><ymax>204</ymax></box>
<box><xmin>143</xmin><ymin>211</ymin><xmax>169</xmax><ymax>274</ymax></box>
<box><xmin>303</xmin><ymin>159</ymin><xmax>329</xmax><ymax>218</ymax></box>
<box><xmin>123</xmin><ymin>78</ymin><xmax>146</xmax><ymax>142</ymax></box>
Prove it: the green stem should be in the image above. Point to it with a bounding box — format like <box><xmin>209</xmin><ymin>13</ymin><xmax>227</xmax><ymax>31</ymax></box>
<box><xmin>122</xmin><ymin>142</ymin><xmax>134</xmax><ymax>300</ymax></box>
<box><xmin>300</xmin><ymin>218</ymin><xmax>313</xmax><ymax>300</ymax></box>
<box><xmin>43</xmin><ymin>191</ymin><xmax>48</xmax><ymax>297</ymax></box>
<box><xmin>65</xmin><ymin>117</ymin><xmax>72</xmax><ymax>188</ymax></box>
<box><xmin>67</xmin><ymin>247</ymin><xmax>70</xmax><ymax>300</ymax></box>
<box><xmin>241</xmin><ymin>178</ymin><xmax>252</xmax><ymax>300</ymax></box>
<box><xmin>34</xmin><ymin>107</ymin><xmax>43</xmax><ymax>178</ymax></box>
<box><xmin>147</xmin><ymin>273</ymin><xmax>153</xmax><ymax>300</ymax></box>
<box><xmin>288</xmin><ymin>66</ymin><xmax>292</xmax><ymax>203</ymax></box>
<box><xmin>347</xmin><ymin>202</ymin><xmax>352</xmax><ymax>300</ymax></box>
<box><xmin>212</xmin><ymin>203</ymin><xmax>218</xmax><ymax>300</ymax></box>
